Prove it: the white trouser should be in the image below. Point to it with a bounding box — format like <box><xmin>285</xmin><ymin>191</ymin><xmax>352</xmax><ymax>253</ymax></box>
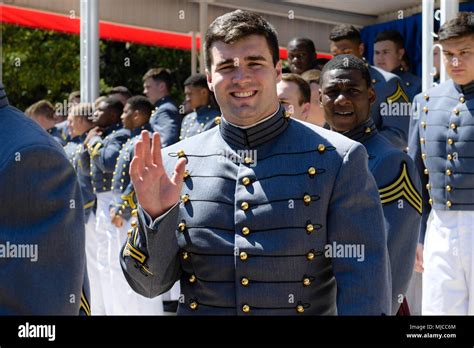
<box><xmin>95</xmin><ymin>191</ymin><xmax>117</xmax><ymax>315</ymax></box>
<box><xmin>84</xmin><ymin>212</ymin><xmax>107</xmax><ymax>315</ymax></box>
<box><xmin>422</xmin><ymin>209</ymin><xmax>474</xmax><ymax>315</ymax></box>
<box><xmin>107</xmin><ymin>193</ymin><xmax>164</xmax><ymax>315</ymax></box>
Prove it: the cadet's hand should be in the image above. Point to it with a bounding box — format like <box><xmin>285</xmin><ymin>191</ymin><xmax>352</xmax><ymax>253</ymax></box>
<box><xmin>111</xmin><ymin>215</ymin><xmax>124</xmax><ymax>228</ymax></box>
<box><xmin>83</xmin><ymin>126</ymin><xmax>103</xmax><ymax>146</ymax></box>
<box><xmin>130</xmin><ymin>131</ymin><xmax>186</xmax><ymax>219</ymax></box>
<box><xmin>414</xmin><ymin>243</ymin><xmax>424</xmax><ymax>273</ymax></box>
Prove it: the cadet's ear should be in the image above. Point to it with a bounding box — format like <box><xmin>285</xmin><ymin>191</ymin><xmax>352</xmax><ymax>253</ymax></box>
<box><xmin>206</xmin><ymin>69</ymin><xmax>214</xmax><ymax>92</ymax></box>
<box><xmin>275</xmin><ymin>60</ymin><xmax>282</xmax><ymax>83</ymax></box>
<box><xmin>358</xmin><ymin>42</ymin><xmax>365</xmax><ymax>57</ymax></box>
<box><xmin>368</xmin><ymin>86</ymin><xmax>376</xmax><ymax>105</ymax></box>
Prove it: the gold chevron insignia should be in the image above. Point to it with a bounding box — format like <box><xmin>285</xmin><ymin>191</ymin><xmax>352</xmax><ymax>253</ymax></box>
<box><xmin>80</xmin><ymin>290</ymin><xmax>91</xmax><ymax>316</ymax></box>
<box><xmin>386</xmin><ymin>82</ymin><xmax>410</xmax><ymax>104</ymax></box>
<box><xmin>124</xmin><ymin>241</ymin><xmax>147</xmax><ymax>264</ymax></box>
<box><xmin>121</xmin><ymin>190</ymin><xmax>137</xmax><ymax>209</ymax></box>
<box><xmin>379</xmin><ymin>162</ymin><xmax>422</xmax><ymax>214</ymax></box>
<box><xmin>90</xmin><ymin>142</ymin><xmax>102</xmax><ymax>158</ymax></box>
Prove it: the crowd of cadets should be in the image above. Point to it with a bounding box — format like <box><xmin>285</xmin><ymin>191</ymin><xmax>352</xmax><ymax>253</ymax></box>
<box><xmin>25</xmin><ymin>24</ymin><xmax>426</xmax><ymax>315</ymax></box>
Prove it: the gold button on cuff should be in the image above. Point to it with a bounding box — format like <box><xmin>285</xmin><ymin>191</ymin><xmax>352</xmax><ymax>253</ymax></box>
<box><xmin>241</xmin><ymin>278</ymin><xmax>249</xmax><ymax>286</ymax></box>
<box><xmin>303</xmin><ymin>194</ymin><xmax>312</xmax><ymax>204</ymax></box>
<box><xmin>303</xmin><ymin>278</ymin><xmax>311</xmax><ymax>286</ymax></box>
<box><xmin>448</xmin><ymin>138</ymin><xmax>454</xmax><ymax>145</ymax></box>
<box><xmin>306</xmin><ymin>224</ymin><xmax>314</xmax><ymax>233</ymax></box>
<box><xmin>240</xmin><ymin>252</ymin><xmax>248</xmax><ymax>261</ymax></box>
<box><xmin>181</xmin><ymin>194</ymin><xmax>190</xmax><ymax>204</ymax></box>
<box><xmin>190</xmin><ymin>302</ymin><xmax>198</xmax><ymax>310</ymax></box>
<box><xmin>242</xmin><ymin>177</ymin><xmax>251</xmax><ymax>186</ymax></box>
<box><xmin>307</xmin><ymin>167</ymin><xmax>317</xmax><ymax>176</ymax></box>
<box><xmin>307</xmin><ymin>251</ymin><xmax>315</xmax><ymax>261</ymax></box>
<box><xmin>446</xmin><ymin>200</ymin><xmax>452</xmax><ymax>208</ymax></box>
<box><xmin>317</xmin><ymin>144</ymin><xmax>326</xmax><ymax>153</ymax></box>
<box><xmin>189</xmin><ymin>275</ymin><xmax>196</xmax><ymax>283</ymax></box>
<box><xmin>131</xmin><ymin>209</ymin><xmax>138</xmax><ymax>217</ymax></box>
<box><xmin>178</xmin><ymin>222</ymin><xmax>186</xmax><ymax>232</ymax></box>
<box><xmin>242</xmin><ymin>304</ymin><xmax>250</xmax><ymax>313</ymax></box>
<box><xmin>296</xmin><ymin>305</ymin><xmax>305</xmax><ymax>313</ymax></box>
<box><xmin>242</xmin><ymin>227</ymin><xmax>250</xmax><ymax>236</ymax></box>
<box><xmin>446</xmin><ymin>185</ymin><xmax>452</xmax><ymax>192</ymax></box>
<box><xmin>177</xmin><ymin>150</ymin><xmax>185</xmax><ymax>158</ymax></box>
<box><xmin>241</xmin><ymin>202</ymin><xmax>249</xmax><ymax>211</ymax></box>
<box><xmin>446</xmin><ymin>169</ymin><xmax>453</xmax><ymax>176</ymax></box>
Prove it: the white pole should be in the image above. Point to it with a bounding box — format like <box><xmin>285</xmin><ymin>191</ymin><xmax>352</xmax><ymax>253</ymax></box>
<box><xmin>422</xmin><ymin>0</ymin><xmax>434</xmax><ymax>92</ymax></box>
<box><xmin>191</xmin><ymin>31</ymin><xmax>197</xmax><ymax>76</ymax></box>
<box><xmin>80</xmin><ymin>0</ymin><xmax>99</xmax><ymax>103</ymax></box>
<box><xmin>440</xmin><ymin>0</ymin><xmax>459</xmax><ymax>83</ymax></box>
<box><xmin>199</xmin><ymin>0</ymin><xmax>208</xmax><ymax>73</ymax></box>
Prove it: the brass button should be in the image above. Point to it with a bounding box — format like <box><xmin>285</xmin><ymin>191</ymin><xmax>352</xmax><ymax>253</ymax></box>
<box><xmin>242</xmin><ymin>227</ymin><xmax>250</xmax><ymax>236</ymax></box>
<box><xmin>454</xmin><ymin>108</ymin><xmax>460</xmax><ymax>115</ymax></box>
<box><xmin>303</xmin><ymin>278</ymin><xmax>311</xmax><ymax>286</ymax></box>
<box><xmin>317</xmin><ymin>144</ymin><xmax>326</xmax><ymax>153</ymax></box>
<box><xmin>446</xmin><ymin>185</ymin><xmax>452</xmax><ymax>192</ymax></box>
<box><xmin>181</xmin><ymin>194</ymin><xmax>190</xmax><ymax>204</ymax></box>
<box><xmin>424</xmin><ymin>168</ymin><xmax>429</xmax><ymax>175</ymax></box>
<box><xmin>460</xmin><ymin>96</ymin><xmax>465</xmax><ymax>103</ymax></box>
<box><xmin>182</xmin><ymin>251</ymin><xmax>189</xmax><ymax>260</ymax></box>
<box><xmin>131</xmin><ymin>220</ymin><xmax>138</xmax><ymax>228</ymax></box>
<box><xmin>303</xmin><ymin>194</ymin><xmax>312</xmax><ymax>204</ymax></box>
<box><xmin>296</xmin><ymin>305</ymin><xmax>305</xmax><ymax>313</ymax></box>
<box><xmin>241</xmin><ymin>277</ymin><xmax>249</xmax><ymax>286</ymax></box>
<box><xmin>190</xmin><ymin>301</ymin><xmax>198</xmax><ymax>310</ymax></box>
<box><xmin>284</xmin><ymin>110</ymin><xmax>292</xmax><ymax>119</ymax></box>
<box><xmin>189</xmin><ymin>274</ymin><xmax>196</xmax><ymax>283</ymax></box>
<box><xmin>307</xmin><ymin>251</ymin><xmax>315</xmax><ymax>261</ymax></box>
<box><xmin>447</xmin><ymin>153</ymin><xmax>453</xmax><ymax>161</ymax></box>
<box><xmin>446</xmin><ymin>200</ymin><xmax>452</xmax><ymax>208</ymax></box>
<box><xmin>306</xmin><ymin>224</ymin><xmax>314</xmax><ymax>233</ymax></box>
<box><xmin>429</xmin><ymin>198</ymin><xmax>433</xmax><ymax>205</ymax></box>
<box><xmin>240</xmin><ymin>251</ymin><xmax>248</xmax><ymax>261</ymax></box>
<box><xmin>242</xmin><ymin>177</ymin><xmax>251</xmax><ymax>186</ymax></box>
<box><xmin>131</xmin><ymin>209</ymin><xmax>138</xmax><ymax>217</ymax></box>
<box><xmin>177</xmin><ymin>149</ymin><xmax>185</xmax><ymax>158</ymax></box>
<box><xmin>448</xmin><ymin>138</ymin><xmax>454</xmax><ymax>145</ymax></box>
<box><xmin>364</xmin><ymin>127</ymin><xmax>371</xmax><ymax>134</ymax></box>
<box><xmin>242</xmin><ymin>304</ymin><xmax>250</xmax><ymax>313</ymax></box>
<box><xmin>420</xmin><ymin>138</ymin><xmax>425</xmax><ymax>145</ymax></box>
<box><xmin>426</xmin><ymin>183</ymin><xmax>431</xmax><ymax>190</ymax></box>
<box><xmin>127</xmin><ymin>229</ymin><xmax>133</xmax><ymax>238</ymax></box>
<box><xmin>103</xmin><ymin>178</ymin><xmax>107</xmax><ymax>182</ymax></box>
<box><xmin>421</xmin><ymin>121</ymin><xmax>426</xmax><ymax>129</ymax></box>
<box><xmin>244</xmin><ymin>157</ymin><xmax>253</xmax><ymax>164</ymax></box>
<box><xmin>183</xmin><ymin>170</ymin><xmax>190</xmax><ymax>179</ymax></box>
<box><xmin>122</xmin><ymin>171</ymin><xmax>126</xmax><ymax>176</ymax></box>
<box><xmin>372</xmin><ymin>79</ymin><xmax>377</xmax><ymax>84</ymax></box>
<box><xmin>423</xmin><ymin>106</ymin><xmax>428</xmax><ymax>113</ymax></box>
<box><xmin>422</xmin><ymin>153</ymin><xmax>427</xmax><ymax>160</ymax></box>
<box><xmin>450</xmin><ymin>123</ymin><xmax>457</xmax><ymax>130</ymax></box>
<box><xmin>424</xmin><ymin>94</ymin><xmax>429</xmax><ymax>101</ymax></box>
<box><xmin>446</xmin><ymin>169</ymin><xmax>453</xmax><ymax>176</ymax></box>
<box><xmin>307</xmin><ymin>167</ymin><xmax>317</xmax><ymax>175</ymax></box>
<box><xmin>241</xmin><ymin>201</ymin><xmax>249</xmax><ymax>211</ymax></box>
<box><xmin>214</xmin><ymin>116</ymin><xmax>221</xmax><ymax>125</ymax></box>
<box><xmin>178</xmin><ymin>222</ymin><xmax>186</xmax><ymax>232</ymax></box>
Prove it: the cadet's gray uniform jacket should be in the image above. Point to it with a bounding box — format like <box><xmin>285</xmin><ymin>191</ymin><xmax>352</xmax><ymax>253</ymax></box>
<box><xmin>179</xmin><ymin>105</ymin><xmax>221</xmax><ymax>140</ymax></box>
<box><xmin>344</xmin><ymin>118</ymin><xmax>421</xmax><ymax>314</ymax></box>
<box><xmin>150</xmin><ymin>96</ymin><xmax>181</xmax><ymax>147</ymax></box>
<box><xmin>121</xmin><ymin>107</ymin><xmax>391</xmax><ymax>315</ymax></box>
<box><xmin>408</xmin><ymin>79</ymin><xmax>474</xmax><ymax>243</ymax></box>
<box><xmin>369</xmin><ymin>65</ymin><xmax>411</xmax><ymax>150</ymax></box>
<box><xmin>392</xmin><ymin>66</ymin><xmax>422</xmax><ymax>102</ymax></box>
<box><xmin>0</xmin><ymin>87</ymin><xmax>90</xmax><ymax>315</ymax></box>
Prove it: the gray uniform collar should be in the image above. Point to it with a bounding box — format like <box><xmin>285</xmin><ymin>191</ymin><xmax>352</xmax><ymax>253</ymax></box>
<box><xmin>219</xmin><ymin>105</ymin><xmax>290</xmax><ymax>148</ymax></box>
<box><xmin>341</xmin><ymin>118</ymin><xmax>378</xmax><ymax>144</ymax></box>
<box><xmin>456</xmin><ymin>80</ymin><xmax>474</xmax><ymax>96</ymax></box>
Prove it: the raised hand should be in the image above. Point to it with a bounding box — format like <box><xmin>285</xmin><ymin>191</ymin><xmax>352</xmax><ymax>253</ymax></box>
<box><xmin>130</xmin><ymin>131</ymin><xmax>186</xmax><ymax>219</ymax></box>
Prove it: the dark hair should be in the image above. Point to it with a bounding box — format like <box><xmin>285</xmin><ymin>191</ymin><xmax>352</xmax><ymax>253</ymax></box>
<box><xmin>126</xmin><ymin>95</ymin><xmax>154</xmax><ymax>118</ymax></box>
<box><xmin>375</xmin><ymin>30</ymin><xmax>405</xmax><ymax>49</ymax></box>
<box><xmin>288</xmin><ymin>37</ymin><xmax>317</xmax><ymax>55</ymax></box>
<box><xmin>108</xmin><ymin>86</ymin><xmax>132</xmax><ymax>98</ymax></box>
<box><xmin>329</xmin><ymin>24</ymin><xmax>361</xmax><ymax>44</ymax></box>
<box><xmin>204</xmin><ymin>9</ymin><xmax>279</xmax><ymax>70</ymax></box>
<box><xmin>142</xmin><ymin>68</ymin><xmax>173</xmax><ymax>91</ymax></box>
<box><xmin>184</xmin><ymin>73</ymin><xmax>209</xmax><ymax>89</ymax></box>
<box><xmin>438</xmin><ymin>12</ymin><xmax>474</xmax><ymax>42</ymax></box>
<box><xmin>281</xmin><ymin>73</ymin><xmax>311</xmax><ymax>105</ymax></box>
<box><xmin>25</xmin><ymin>100</ymin><xmax>56</xmax><ymax>120</ymax></box>
<box><xmin>103</xmin><ymin>97</ymin><xmax>124</xmax><ymax>117</ymax></box>
<box><xmin>320</xmin><ymin>54</ymin><xmax>372</xmax><ymax>87</ymax></box>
